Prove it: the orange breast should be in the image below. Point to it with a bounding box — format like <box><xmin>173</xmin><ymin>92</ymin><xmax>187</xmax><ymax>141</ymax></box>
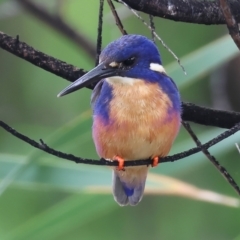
<box><xmin>93</xmin><ymin>80</ymin><xmax>181</xmax><ymax>160</ymax></box>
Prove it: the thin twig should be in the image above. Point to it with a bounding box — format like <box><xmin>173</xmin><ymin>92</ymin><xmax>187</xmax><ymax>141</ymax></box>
<box><xmin>219</xmin><ymin>0</ymin><xmax>240</xmax><ymax>50</ymax></box>
<box><xmin>149</xmin><ymin>14</ymin><xmax>155</xmax><ymax>43</ymax></box>
<box><xmin>182</xmin><ymin>121</ymin><xmax>240</xmax><ymax>195</ymax></box>
<box><xmin>117</xmin><ymin>0</ymin><xmax>186</xmax><ymax>75</ymax></box>
<box><xmin>0</xmin><ymin>120</ymin><xmax>240</xmax><ymax>167</ymax></box>
<box><xmin>95</xmin><ymin>0</ymin><xmax>104</xmax><ymax>66</ymax></box>
<box><xmin>107</xmin><ymin>0</ymin><xmax>127</xmax><ymax>35</ymax></box>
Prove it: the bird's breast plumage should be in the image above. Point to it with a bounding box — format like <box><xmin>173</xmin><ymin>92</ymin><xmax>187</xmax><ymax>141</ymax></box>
<box><xmin>92</xmin><ymin>78</ymin><xmax>181</xmax><ymax>160</ymax></box>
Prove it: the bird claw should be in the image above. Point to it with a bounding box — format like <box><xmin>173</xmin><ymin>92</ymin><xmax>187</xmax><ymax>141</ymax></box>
<box><xmin>152</xmin><ymin>156</ymin><xmax>159</xmax><ymax>167</ymax></box>
<box><xmin>114</xmin><ymin>155</ymin><xmax>125</xmax><ymax>171</ymax></box>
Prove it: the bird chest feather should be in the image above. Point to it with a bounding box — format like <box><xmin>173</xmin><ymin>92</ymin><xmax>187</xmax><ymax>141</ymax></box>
<box><xmin>92</xmin><ymin>79</ymin><xmax>180</xmax><ymax>160</ymax></box>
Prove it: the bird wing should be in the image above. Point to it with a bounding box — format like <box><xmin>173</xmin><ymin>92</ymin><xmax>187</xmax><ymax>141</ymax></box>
<box><xmin>90</xmin><ymin>79</ymin><xmax>104</xmax><ymax>109</ymax></box>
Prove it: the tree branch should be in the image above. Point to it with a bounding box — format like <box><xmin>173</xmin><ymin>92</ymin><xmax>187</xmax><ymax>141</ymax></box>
<box><xmin>17</xmin><ymin>0</ymin><xmax>96</xmax><ymax>58</ymax></box>
<box><xmin>182</xmin><ymin>102</ymin><xmax>240</xmax><ymax>129</ymax></box>
<box><xmin>107</xmin><ymin>0</ymin><xmax>127</xmax><ymax>35</ymax></box>
<box><xmin>0</xmin><ymin>120</ymin><xmax>240</xmax><ymax>166</ymax></box>
<box><xmin>115</xmin><ymin>0</ymin><xmax>240</xmax><ymax>25</ymax></box>
<box><xmin>0</xmin><ymin>31</ymin><xmax>86</xmax><ymax>81</ymax></box>
<box><xmin>1</xmin><ymin>31</ymin><xmax>240</xmax><ymax>128</ymax></box>
<box><xmin>182</xmin><ymin>121</ymin><xmax>240</xmax><ymax>195</ymax></box>
<box><xmin>219</xmin><ymin>0</ymin><xmax>240</xmax><ymax>50</ymax></box>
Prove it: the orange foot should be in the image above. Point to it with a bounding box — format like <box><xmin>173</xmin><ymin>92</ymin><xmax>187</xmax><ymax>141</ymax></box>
<box><xmin>152</xmin><ymin>156</ymin><xmax>159</xmax><ymax>167</ymax></box>
<box><xmin>114</xmin><ymin>155</ymin><xmax>125</xmax><ymax>171</ymax></box>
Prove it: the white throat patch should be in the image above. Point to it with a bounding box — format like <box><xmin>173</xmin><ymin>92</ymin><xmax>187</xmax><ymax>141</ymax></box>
<box><xmin>150</xmin><ymin>63</ymin><xmax>166</xmax><ymax>74</ymax></box>
<box><xmin>106</xmin><ymin>76</ymin><xmax>136</xmax><ymax>85</ymax></box>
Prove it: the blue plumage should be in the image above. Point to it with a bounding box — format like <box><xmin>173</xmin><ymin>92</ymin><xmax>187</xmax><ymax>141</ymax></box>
<box><xmin>91</xmin><ymin>80</ymin><xmax>113</xmax><ymax>123</ymax></box>
<box><xmin>122</xmin><ymin>184</ymin><xmax>134</xmax><ymax>197</ymax></box>
<box><xmin>100</xmin><ymin>35</ymin><xmax>162</xmax><ymax>65</ymax></box>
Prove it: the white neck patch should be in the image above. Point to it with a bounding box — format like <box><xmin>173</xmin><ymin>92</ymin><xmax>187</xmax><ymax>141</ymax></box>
<box><xmin>106</xmin><ymin>76</ymin><xmax>136</xmax><ymax>85</ymax></box>
<box><xmin>150</xmin><ymin>63</ymin><xmax>166</xmax><ymax>74</ymax></box>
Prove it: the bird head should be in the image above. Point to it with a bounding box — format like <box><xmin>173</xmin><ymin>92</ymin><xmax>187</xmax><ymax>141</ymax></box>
<box><xmin>58</xmin><ymin>35</ymin><xmax>166</xmax><ymax>97</ymax></box>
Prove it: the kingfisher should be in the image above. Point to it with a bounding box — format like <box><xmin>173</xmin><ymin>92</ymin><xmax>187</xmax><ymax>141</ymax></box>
<box><xmin>58</xmin><ymin>35</ymin><xmax>181</xmax><ymax>206</ymax></box>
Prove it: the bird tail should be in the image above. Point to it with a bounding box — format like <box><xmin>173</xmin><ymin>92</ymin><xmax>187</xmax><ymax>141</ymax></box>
<box><xmin>112</xmin><ymin>167</ymin><xmax>148</xmax><ymax>206</ymax></box>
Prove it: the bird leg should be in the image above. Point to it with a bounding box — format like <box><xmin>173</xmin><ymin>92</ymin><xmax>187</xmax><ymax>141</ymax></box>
<box><xmin>113</xmin><ymin>155</ymin><xmax>125</xmax><ymax>171</ymax></box>
<box><xmin>152</xmin><ymin>156</ymin><xmax>159</xmax><ymax>167</ymax></box>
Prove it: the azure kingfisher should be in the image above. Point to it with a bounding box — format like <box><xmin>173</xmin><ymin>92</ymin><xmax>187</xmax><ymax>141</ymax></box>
<box><xmin>58</xmin><ymin>35</ymin><xmax>181</xmax><ymax>206</ymax></box>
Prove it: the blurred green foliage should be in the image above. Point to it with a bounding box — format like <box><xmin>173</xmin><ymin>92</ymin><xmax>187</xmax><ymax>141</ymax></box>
<box><xmin>0</xmin><ymin>1</ymin><xmax>240</xmax><ymax>240</ymax></box>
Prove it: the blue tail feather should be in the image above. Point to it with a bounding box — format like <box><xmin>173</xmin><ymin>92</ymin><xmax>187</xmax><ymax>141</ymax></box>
<box><xmin>122</xmin><ymin>184</ymin><xmax>134</xmax><ymax>197</ymax></box>
<box><xmin>112</xmin><ymin>170</ymin><xmax>147</xmax><ymax>206</ymax></box>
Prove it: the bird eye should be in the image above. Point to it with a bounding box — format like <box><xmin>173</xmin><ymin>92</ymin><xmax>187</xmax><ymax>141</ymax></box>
<box><xmin>122</xmin><ymin>57</ymin><xmax>135</xmax><ymax>67</ymax></box>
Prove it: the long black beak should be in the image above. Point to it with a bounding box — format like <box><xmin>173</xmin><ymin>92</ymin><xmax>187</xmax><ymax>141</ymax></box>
<box><xmin>57</xmin><ymin>62</ymin><xmax>119</xmax><ymax>97</ymax></box>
